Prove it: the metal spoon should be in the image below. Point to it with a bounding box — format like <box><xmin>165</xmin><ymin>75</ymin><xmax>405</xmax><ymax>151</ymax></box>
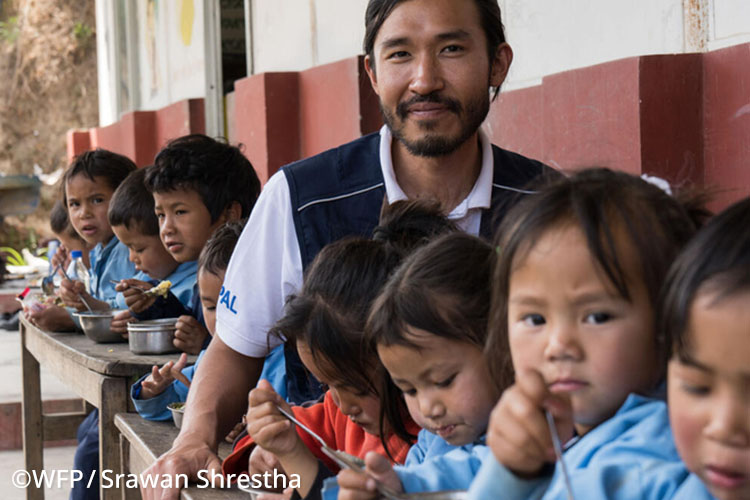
<box><xmin>546</xmin><ymin>410</ymin><xmax>576</xmax><ymax>500</ymax></box>
<box><xmin>40</xmin><ymin>265</ymin><xmax>59</xmax><ymax>296</ymax></box>
<box><xmin>59</xmin><ymin>266</ymin><xmax>95</xmax><ymax>313</ymax></box>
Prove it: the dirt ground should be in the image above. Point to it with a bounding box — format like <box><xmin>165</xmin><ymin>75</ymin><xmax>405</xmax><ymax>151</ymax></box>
<box><xmin>0</xmin><ymin>0</ymin><xmax>98</xmax><ymax>249</ymax></box>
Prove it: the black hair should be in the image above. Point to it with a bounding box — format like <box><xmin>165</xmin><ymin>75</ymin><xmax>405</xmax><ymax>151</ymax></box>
<box><xmin>660</xmin><ymin>196</ymin><xmax>750</xmax><ymax>359</ymax></box>
<box><xmin>50</xmin><ymin>200</ymin><xmax>83</xmax><ymax>241</ymax></box>
<box><xmin>198</xmin><ymin>220</ymin><xmax>246</xmax><ymax>277</ymax></box>
<box><xmin>488</xmin><ymin>168</ymin><xmax>709</xmax><ymax>389</ymax></box>
<box><xmin>366</xmin><ymin>232</ymin><xmax>496</xmax><ymax>443</ymax></box>
<box><xmin>144</xmin><ymin>134</ymin><xmax>261</xmax><ymax>222</ymax></box>
<box><xmin>62</xmin><ymin>149</ymin><xmax>137</xmax><ymax>205</ymax></box>
<box><xmin>107</xmin><ymin>168</ymin><xmax>159</xmax><ymax>235</ymax></box>
<box><xmin>269</xmin><ymin>199</ymin><xmax>456</xmax><ymax>453</ymax></box>
<box><xmin>364</xmin><ymin>0</ymin><xmax>506</xmax><ymax>98</ymax></box>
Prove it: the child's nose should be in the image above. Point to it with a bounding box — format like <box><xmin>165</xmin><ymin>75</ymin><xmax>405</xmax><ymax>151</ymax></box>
<box><xmin>544</xmin><ymin>322</ymin><xmax>583</xmax><ymax>362</ymax></box>
<box><xmin>705</xmin><ymin>392</ymin><xmax>750</xmax><ymax>448</ymax></box>
<box><xmin>418</xmin><ymin>392</ymin><xmax>445</xmax><ymax>420</ymax></box>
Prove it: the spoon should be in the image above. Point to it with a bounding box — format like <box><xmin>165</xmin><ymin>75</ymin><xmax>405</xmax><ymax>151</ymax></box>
<box><xmin>546</xmin><ymin>410</ymin><xmax>576</xmax><ymax>500</ymax></box>
<box><xmin>41</xmin><ymin>264</ymin><xmax>63</xmax><ymax>296</ymax></box>
<box><xmin>59</xmin><ymin>266</ymin><xmax>95</xmax><ymax>313</ymax></box>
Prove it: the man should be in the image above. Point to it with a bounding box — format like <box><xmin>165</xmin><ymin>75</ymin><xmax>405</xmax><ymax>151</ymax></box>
<box><xmin>142</xmin><ymin>0</ymin><xmax>555</xmax><ymax>497</ymax></box>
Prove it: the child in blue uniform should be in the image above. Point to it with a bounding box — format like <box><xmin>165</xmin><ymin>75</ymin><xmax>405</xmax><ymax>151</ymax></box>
<box><xmin>469</xmin><ymin>168</ymin><xmax>706</xmax><ymax>500</ymax></box>
<box><xmin>335</xmin><ymin>233</ymin><xmax>498</xmax><ymax>497</ymax></box>
<box><xmin>116</xmin><ymin>134</ymin><xmax>261</xmax><ymax>354</ymax></box>
<box><xmin>662</xmin><ymin>196</ymin><xmax>750</xmax><ymax>500</ymax></box>
<box><xmin>107</xmin><ymin>168</ymin><xmax>197</xmax><ymax>337</ymax></box>
<box><xmin>130</xmin><ymin>221</ymin><xmax>243</xmax><ymax>420</ymax></box>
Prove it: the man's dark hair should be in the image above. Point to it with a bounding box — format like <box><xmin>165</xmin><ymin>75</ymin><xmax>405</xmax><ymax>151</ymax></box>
<box><xmin>364</xmin><ymin>0</ymin><xmax>506</xmax><ymax>97</ymax></box>
<box><xmin>108</xmin><ymin>168</ymin><xmax>159</xmax><ymax>236</ymax></box>
<box><xmin>62</xmin><ymin>149</ymin><xmax>137</xmax><ymax>205</ymax></box>
<box><xmin>144</xmin><ymin>134</ymin><xmax>261</xmax><ymax>222</ymax></box>
<box><xmin>198</xmin><ymin>220</ymin><xmax>245</xmax><ymax>276</ymax></box>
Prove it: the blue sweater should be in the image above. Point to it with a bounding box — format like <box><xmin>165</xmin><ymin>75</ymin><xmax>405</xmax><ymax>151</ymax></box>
<box><xmin>321</xmin><ymin>430</ymin><xmax>487</xmax><ymax>499</ymax></box>
<box><xmin>88</xmin><ymin>236</ymin><xmax>137</xmax><ymax>307</ymax></box>
<box><xmin>130</xmin><ymin>350</ymin><xmax>205</xmax><ymax>420</ymax></box>
<box><xmin>468</xmin><ymin>394</ymin><xmax>690</xmax><ymax>500</ymax></box>
<box><xmin>671</xmin><ymin>474</ymin><xmax>716</xmax><ymax>499</ymax></box>
<box><xmin>114</xmin><ymin>260</ymin><xmax>197</xmax><ymax>311</ymax></box>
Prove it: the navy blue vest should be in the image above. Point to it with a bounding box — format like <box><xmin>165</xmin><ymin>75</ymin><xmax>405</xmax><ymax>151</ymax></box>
<box><xmin>280</xmin><ymin>132</ymin><xmax>554</xmax><ymax>403</ymax></box>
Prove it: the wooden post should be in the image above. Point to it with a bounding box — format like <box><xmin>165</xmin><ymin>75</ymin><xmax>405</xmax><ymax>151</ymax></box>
<box><xmin>20</xmin><ymin>320</ymin><xmax>44</xmax><ymax>500</ymax></box>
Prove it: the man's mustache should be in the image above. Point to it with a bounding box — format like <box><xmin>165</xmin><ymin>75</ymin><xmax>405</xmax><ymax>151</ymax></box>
<box><xmin>396</xmin><ymin>94</ymin><xmax>462</xmax><ymax>120</ymax></box>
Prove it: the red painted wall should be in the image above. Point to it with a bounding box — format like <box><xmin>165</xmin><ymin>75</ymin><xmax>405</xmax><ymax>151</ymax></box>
<box><xmin>69</xmin><ymin>44</ymin><xmax>750</xmax><ymax>209</ymax></box>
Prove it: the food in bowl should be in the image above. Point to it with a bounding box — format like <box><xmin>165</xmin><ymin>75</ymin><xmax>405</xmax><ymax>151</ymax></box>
<box><xmin>167</xmin><ymin>402</ymin><xmax>185</xmax><ymax>428</ymax></box>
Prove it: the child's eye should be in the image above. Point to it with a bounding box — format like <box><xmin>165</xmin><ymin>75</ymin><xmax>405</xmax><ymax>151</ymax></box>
<box><xmin>387</xmin><ymin>50</ymin><xmax>410</xmax><ymax>60</ymax></box>
<box><xmin>522</xmin><ymin>314</ymin><xmax>545</xmax><ymax>326</ymax></box>
<box><xmin>92</xmin><ymin>197</ymin><xmax>104</xmax><ymax>204</ymax></box>
<box><xmin>436</xmin><ymin>374</ymin><xmax>456</xmax><ymax>388</ymax></box>
<box><xmin>155</xmin><ymin>213</ymin><xmax>165</xmax><ymax>219</ymax></box>
<box><xmin>681</xmin><ymin>382</ymin><xmax>711</xmax><ymax>396</ymax></box>
<box><xmin>175</xmin><ymin>209</ymin><xmax>187</xmax><ymax>215</ymax></box>
<box><xmin>205</xmin><ymin>306</ymin><xmax>216</xmax><ymax>312</ymax></box>
<box><xmin>400</xmin><ymin>387</ymin><xmax>417</xmax><ymax>397</ymax></box>
<box><xmin>584</xmin><ymin>312</ymin><xmax>613</xmax><ymax>324</ymax></box>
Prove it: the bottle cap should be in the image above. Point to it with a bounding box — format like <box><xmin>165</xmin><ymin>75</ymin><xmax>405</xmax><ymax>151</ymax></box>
<box><xmin>71</xmin><ymin>250</ymin><xmax>83</xmax><ymax>258</ymax></box>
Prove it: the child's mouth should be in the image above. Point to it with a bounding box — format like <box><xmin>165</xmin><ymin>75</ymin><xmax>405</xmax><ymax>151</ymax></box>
<box><xmin>81</xmin><ymin>225</ymin><xmax>97</xmax><ymax>235</ymax></box>
<box><xmin>706</xmin><ymin>464</ymin><xmax>748</xmax><ymax>490</ymax></box>
<box><xmin>435</xmin><ymin>424</ymin><xmax>456</xmax><ymax>439</ymax></box>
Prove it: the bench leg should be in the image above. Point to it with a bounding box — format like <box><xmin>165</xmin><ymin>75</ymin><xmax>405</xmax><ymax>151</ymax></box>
<box><xmin>99</xmin><ymin>377</ymin><xmax>128</xmax><ymax>500</ymax></box>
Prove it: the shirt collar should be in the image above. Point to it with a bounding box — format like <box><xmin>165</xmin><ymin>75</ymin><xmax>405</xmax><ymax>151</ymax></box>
<box><xmin>378</xmin><ymin>125</ymin><xmax>494</xmax><ymax>219</ymax></box>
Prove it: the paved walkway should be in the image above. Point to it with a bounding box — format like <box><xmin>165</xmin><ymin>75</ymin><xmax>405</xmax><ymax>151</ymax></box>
<box><xmin>0</xmin><ymin>326</ymin><xmax>77</xmax><ymax>499</ymax></box>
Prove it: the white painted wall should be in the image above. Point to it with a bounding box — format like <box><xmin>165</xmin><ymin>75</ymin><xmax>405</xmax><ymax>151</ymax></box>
<box><xmin>96</xmin><ymin>0</ymin><xmax>750</xmax><ymax>124</ymax></box>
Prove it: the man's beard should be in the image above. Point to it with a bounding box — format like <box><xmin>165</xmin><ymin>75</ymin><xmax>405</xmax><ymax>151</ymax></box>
<box><xmin>382</xmin><ymin>90</ymin><xmax>490</xmax><ymax>158</ymax></box>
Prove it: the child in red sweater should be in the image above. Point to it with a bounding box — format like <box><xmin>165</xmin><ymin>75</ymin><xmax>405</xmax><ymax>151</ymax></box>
<box><xmin>222</xmin><ymin>200</ymin><xmax>456</xmax><ymax>499</ymax></box>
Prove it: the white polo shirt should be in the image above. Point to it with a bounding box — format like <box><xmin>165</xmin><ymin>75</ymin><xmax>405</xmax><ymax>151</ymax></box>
<box><xmin>216</xmin><ymin>125</ymin><xmax>495</xmax><ymax>357</ymax></box>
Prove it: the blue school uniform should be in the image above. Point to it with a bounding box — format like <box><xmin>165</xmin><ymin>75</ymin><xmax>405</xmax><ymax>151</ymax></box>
<box><xmin>320</xmin><ymin>430</ymin><xmax>487</xmax><ymax>499</ymax></box>
<box><xmin>130</xmin><ymin>350</ymin><xmax>205</xmax><ymax>420</ymax></box>
<box><xmin>671</xmin><ymin>474</ymin><xmax>716</xmax><ymax>499</ymax></box>
<box><xmin>468</xmin><ymin>394</ymin><xmax>690</xmax><ymax>500</ymax></box>
<box><xmin>88</xmin><ymin>236</ymin><xmax>136</xmax><ymax>307</ymax></box>
<box><xmin>113</xmin><ymin>260</ymin><xmax>198</xmax><ymax>311</ymax></box>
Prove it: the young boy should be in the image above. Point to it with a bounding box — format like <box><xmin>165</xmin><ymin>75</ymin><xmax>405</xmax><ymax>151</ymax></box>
<box><xmin>130</xmin><ymin>222</ymin><xmax>243</xmax><ymax>421</ymax></box>
<box><xmin>50</xmin><ymin>199</ymin><xmax>90</xmax><ymax>272</ymax></box>
<box><xmin>116</xmin><ymin>134</ymin><xmax>261</xmax><ymax>353</ymax></box>
<box><xmin>107</xmin><ymin>168</ymin><xmax>198</xmax><ymax>339</ymax></box>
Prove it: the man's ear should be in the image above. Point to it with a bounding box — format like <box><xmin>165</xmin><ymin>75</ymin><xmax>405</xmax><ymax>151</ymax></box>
<box><xmin>222</xmin><ymin>201</ymin><xmax>242</xmax><ymax>222</ymax></box>
<box><xmin>364</xmin><ymin>54</ymin><xmax>380</xmax><ymax>96</ymax></box>
<box><xmin>489</xmin><ymin>43</ymin><xmax>513</xmax><ymax>88</ymax></box>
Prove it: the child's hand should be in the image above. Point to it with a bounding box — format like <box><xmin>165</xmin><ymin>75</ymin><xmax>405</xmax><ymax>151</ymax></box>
<box><xmin>246</xmin><ymin>380</ymin><xmax>306</xmax><ymax>459</ymax></box>
<box><xmin>486</xmin><ymin>369</ymin><xmax>573</xmax><ymax>477</ymax></box>
<box><xmin>25</xmin><ymin>305</ymin><xmax>76</xmax><ymax>332</ymax></box>
<box><xmin>116</xmin><ymin>279</ymin><xmax>156</xmax><ymax>313</ymax></box>
<box><xmin>337</xmin><ymin>451</ymin><xmax>402</xmax><ymax>500</ymax></box>
<box><xmin>248</xmin><ymin>445</ymin><xmax>284</xmax><ymax>476</ymax></box>
<box><xmin>51</xmin><ymin>245</ymin><xmax>69</xmax><ymax>270</ymax></box>
<box><xmin>139</xmin><ymin>353</ymin><xmax>189</xmax><ymax>400</ymax></box>
<box><xmin>174</xmin><ymin>315</ymin><xmax>208</xmax><ymax>354</ymax></box>
<box><xmin>59</xmin><ymin>278</ymin><xmax>89</xmax><ymax>310</ymax></box>
<box><xmin>225</xmin><ymin>416</ymin><xmax>246</xmax><ymax>443</ymax></box>
<box><xmin>110</xmin><ymin>309</ymin><xmax>134</xmax><ymax>336</ymax></box>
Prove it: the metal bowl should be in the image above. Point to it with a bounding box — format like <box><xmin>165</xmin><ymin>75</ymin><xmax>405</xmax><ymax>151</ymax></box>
<box><xmin>73</xmin><ymin>311</ymin><xmax>125</xmax><ymax>343</ymax></box>
<box><xmin>127</xmin><ymin>318</ymin><xmax>179</xmax><ymax>354</ymax></box>
<box><xmin>166</xmin><ymin>402</ymin><xmax>185</xmax><ymax>428</ymax></box>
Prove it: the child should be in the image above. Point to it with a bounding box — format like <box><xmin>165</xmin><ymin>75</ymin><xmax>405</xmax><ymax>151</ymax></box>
<box><xmin>225</xmin><ymin>200</ymin><xmax>456</xmax><ymax>499</ymax></box>
<box><xmin>662</xmin><ymin>197</ymin><xmax>750</xmax><ymax>500</ymax></box>
<box><xmin>59</xmin><ymin>149</ymin><xmax>138</xmax><ymax>313</ymax></box>
<box><xmin>116</xmin><ymin>134</ymin><xmax>261</xmax><ymax>354</ymax></box>
<box><xmin>25</xmin><ymin>201</ymin><xmax>91</xmax><ymax>332</ymax></box>
<box><xmin>336</xmin><ymin>233</ymin><xmax>498</xmax><ymax>498</ymax></box>
<box><xmin>130</xmin><ymin>221</ymin><xmax>243</xmax><ymax>420</ymax></box>
<box><xmin>49</xmin><ymin>199</ymin><xmax>89</xmax><ymax>272</ymax></box>
<box><xmin>107</xmin><ymin>168</ymin><xmax>197</xmax><ymax>337</ymax></box>
<box><xmin>468</xmin><ymin>168</ymin><xmax>706</xmax><ymax>499</ymax></box>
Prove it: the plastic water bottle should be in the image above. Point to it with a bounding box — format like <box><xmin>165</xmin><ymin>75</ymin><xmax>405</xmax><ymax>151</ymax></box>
<box><xmin>69</xmin><ymin>250</ymin><xmax>91</xmax><ymax>294</ymax></box>
<box><xmin>47</xmin><ymin>240</ymin><xmax>61</xmax><ymax>286</ymax></box>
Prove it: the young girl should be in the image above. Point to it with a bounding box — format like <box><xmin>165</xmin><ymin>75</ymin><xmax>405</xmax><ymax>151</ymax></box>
<box><xmin>223</xmin><ymin>200</ymin><xmax>456</xmax><ymax>499</ymax></box>
<box><xmin>469</xmin><ymin>168</ymin><xmax>706</xmax><ymax>499</ymax></box>
<box><xmin>337</xmin><ymin>232</ymin><xmax>499</xmax><ymax>498</ymax></box>
<box><xmin>662</xmin><ymin>196</ymin><xmax>750</xmax><ymax>500</ymax></box>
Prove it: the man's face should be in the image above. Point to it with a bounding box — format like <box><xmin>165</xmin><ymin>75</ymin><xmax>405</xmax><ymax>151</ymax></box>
<box><xmin>365</xmin><ymin>0</ymin><xmax>511</xmax><ymax>157</ymax></box>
